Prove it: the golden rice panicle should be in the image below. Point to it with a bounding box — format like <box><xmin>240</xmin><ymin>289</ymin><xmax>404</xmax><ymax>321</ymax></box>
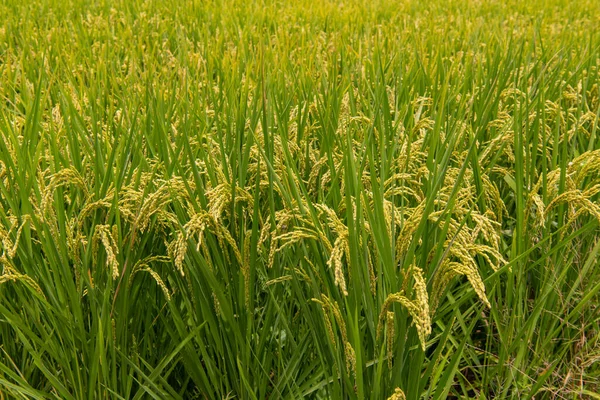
<box><xmin>66</xmin><ymin>217</ymin><xmax>88</xmax><ymax>286</ymax></box>
<box><xmin>303</xmin><ymin>256</ymin><xmax>325</xmax><ymax>288</ymax></box>
<box><xmin>308</xmin><ymin>155</ymin><xmax>328</xmax><ymax>194</ymax></box>
<box><xmin>468</xmin><ymin>243</ymin><xmax>506</xmax><ymax>272</ymax></box>
<box><xmin>329</xmin><ymin>298</ymin><xmax>356</xmax><ymax>378</ymax></box>
<box><xmin>0</xmin><ymin>160</ymin><xmax>6</xmax><ymax>183</ymax></box>
<box><xmin>431</xmin><ymin>261</ymin><xmax>491</xmax><ymax>315</ymax></box>
<box><xmin>258</xmin><ymin>220</ymin><xmax>271</xmax><ymax>250</ymax></box>
<box><xmin>140</xmin><ymin>266</ymin><xmax>171</xmax><ymax>301</ymax></box>
<box><xmin>134</xmin><ymin>182</ymin><xmax>175</xmax><ymax>233</ymax></box>
<box><xmin>206</xmin><ymin>183</ymin><xmax>231</xmax><ymax>222</ymax></box>
<box><xmin>329</xmin><ymin>238</ymin><xmax>348</xmax><ymax>295</ymax></box>
<box><xmin>316</xmin><ymin>204</ymin><xmax>351</xmax><ymax>295</ymax></box>
<box><xmin>527</xmin><ymin>176</ymin><xmax>551</xmax><ymax>228</ymax></box>
<box><xmin>312</xmin><ymin>297</ymin><xmax>337</xmax><ymax>348</ymax></box>
<box><xmin>546</xmin><ymin>186</ymin><xmax>600</xmax><ymax>224</ymax></box>
<box><xmin>93</xmin><ymin>224</ymin><xmax>120</xmax><ymax>279</ymax></box>
<box><xmin>386</xmin><ymin>311</ymin><xmax>395</xmax><ymax>369</ymax></box>
<box><xmin>525</xmin><ymin>150</ymin><xmax>600</xmax><ymax>228</ymax></box>
<box><xmin>171</xmin><ymin>211</ymin><xmax>210</xmax><ymax>276</ymax></box>
<box><xmin>66</xmin><ymin>217</ymin><xmax>87</xmax><ymax>259</ymax></box>
<box><xmin>367</xmin><ymin>249</ymin><xmax>377</xmax><ymax>295</ymax></box>
<box><xmin>344</xmin><ymin>341</ymin><xmax>357</xmax><ymax>379</ymax></box>
<box><xmin>377</xmin><ymin>293</ymin><xmax>410</xmax><ymax>341</ymax></box>
<box><xmin>269</xmin><ymin>231</ymin><xmax>299</xmax><ymax>267</ymax></box>
<box><xmin>387</xmin><ymin>388</ymin><xmax>407</xmax><ymax>400</ymax></box>
<box><xmin>212</xmin><ymin>292</ymin><xmax>221</xmax><ymax>316</ymax></box>
<box><xmin>214</xmin><ymin>222</ymin><xmax>243</xmax><ymax>266</ymax></box>
<box><xmin>0</xmin><ymin>258</ymin><xmax>44</xmax><ymax>298</ymax></box>
<box><xmin>411</xmin><ymin>265</ymin><xmax>431</xmax><ymax>347</ymax></box>
<box><xmin>395</xmin><ymin>203</ymin><xmax>425</xmax><ymax>264</ymax></box>
<box><xmin>128</xmin><ymin>256</ymin><xmax>172</xmax><ymax>301</ymax></box>
<box><xmin>481</xmin><ymin>174</ymin><xmax>506</xmax><ymax>223</ymax></box>
<box><xmin>205</xmin><ymin>182</ymin><xmax>253</xmax><ymax>224</ymax></box>
<box><xmin>313</xmin><ymin>295</ymin><xmax>356</xmax><ymax>377</ymax></box>
<box><xmin>1</xmin><ymin>215</ymin><xmax>30</xmax><ymax>260</ymax></box>
<box><xmin>0</xmin><ymin>273</ymin><xmax>44</xmax><ymax>297</ymax></box>
<box><xmin>570</xmin><ymin>149</ymin><xmax>600</xmax><ymax>186</ymax></box>
<box><xmin>172</xmin><ymin>232</ymin><xmax>187</xmax><ymax>276</ymax></box>
<box><xmin>0</xmin><ymin>222</ymin><xmax>11</xmax><ymax>257</ymax></box>
<box><xmin>264</xmin><ymin>210</ymin><xmax>288</xmax><ymax>268</ymax></box>
<box><xmin>377</xmin><ymin>287</ymin><xmax>431</xmax><ymax>351</ymax></box>
<box><xmin>41</xmin><ymin>168</ymin><xmax>89</xmax><ymax>221</ymax></box>
<box><xmin>264</xmin><ymin>275</ymin><xmax>293</xmax><ymax>286</ymax></box>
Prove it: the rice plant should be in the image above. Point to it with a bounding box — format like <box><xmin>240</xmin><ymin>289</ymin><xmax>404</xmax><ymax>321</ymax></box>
<box><xmin>1</xmin><ymin>0</ymin><xmax>599</xmax><ymax>398</ymax></box>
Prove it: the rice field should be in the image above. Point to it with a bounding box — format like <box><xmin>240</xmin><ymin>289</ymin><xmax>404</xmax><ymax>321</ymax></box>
<box><xmin>1</xmin><ymin>0</ymin><xmax>600</xmax><ymax>398</ymax></box>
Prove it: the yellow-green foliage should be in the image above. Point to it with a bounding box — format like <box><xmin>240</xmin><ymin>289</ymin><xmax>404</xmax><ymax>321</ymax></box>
<box><xmin>1</xmin><ymin>0</ymin><xmax>599</xmax><ymax>398</ymax></box>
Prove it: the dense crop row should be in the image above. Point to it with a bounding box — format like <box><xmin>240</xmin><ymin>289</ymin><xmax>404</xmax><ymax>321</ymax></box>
<box><xmin>1</xmin><ymin>0</ymin><xmax>600</xmax><ymax>398</ymax></box>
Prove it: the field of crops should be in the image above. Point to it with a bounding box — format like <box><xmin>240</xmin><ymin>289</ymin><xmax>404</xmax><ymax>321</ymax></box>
<box><xmin>1</xmin><ymin>0</ymin><xmax>600</xmax><ymax>398</ymax></box>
